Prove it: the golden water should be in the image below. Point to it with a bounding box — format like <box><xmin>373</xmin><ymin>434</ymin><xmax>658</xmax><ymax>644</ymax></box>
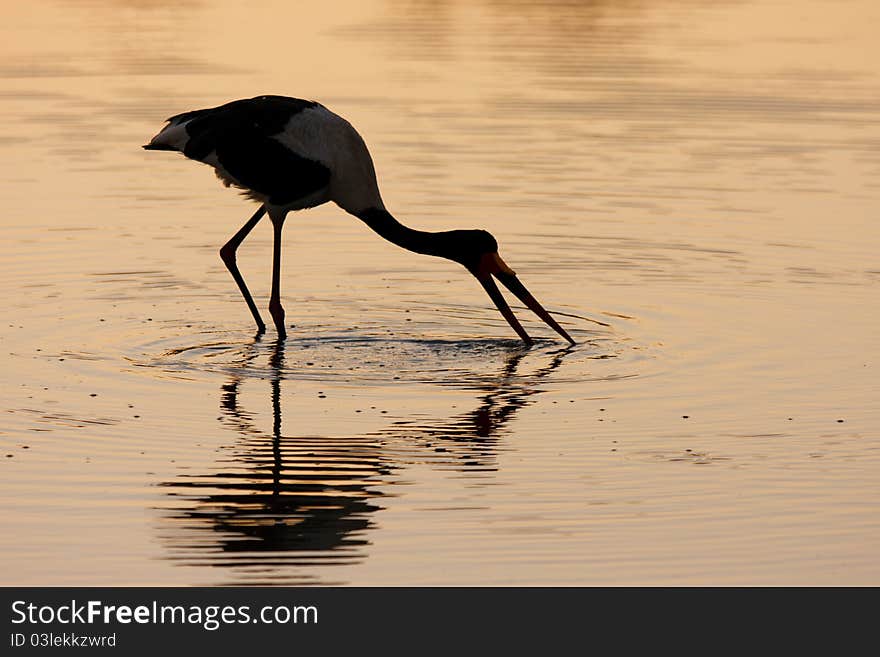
<box><xmin>1</xmin><ymin>0</ymin><xmax>878</xmax><ymax>585</ymax></box>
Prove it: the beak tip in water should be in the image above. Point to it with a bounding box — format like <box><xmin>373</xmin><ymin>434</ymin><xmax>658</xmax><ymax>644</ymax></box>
<box><xmin>492</xmin><ymin>271</ymin><xmax>576</xmax><ymax>345</ymax></box>
<box><xmin>475</xmin><ymin>264</ymin><xmax>577</xmax><ymax>346</ymax></box>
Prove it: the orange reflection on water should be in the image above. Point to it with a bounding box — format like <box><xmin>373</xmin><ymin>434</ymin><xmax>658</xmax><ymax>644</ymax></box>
<box><xmin>0</xmin><ymin>0</ymin><xmax>878</xmax><ymax>585</ymax></box>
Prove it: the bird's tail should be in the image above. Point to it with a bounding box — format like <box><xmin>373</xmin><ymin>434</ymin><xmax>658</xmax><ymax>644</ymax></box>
<box><xmin>143</xmin><ymin>119</ymin><xmax>189</xmax><ymax>153</ymax></box>
<box><xmin>142</xmin><ymin>142</ymin><xmax>178</xmax><ymax>151</ymax></box>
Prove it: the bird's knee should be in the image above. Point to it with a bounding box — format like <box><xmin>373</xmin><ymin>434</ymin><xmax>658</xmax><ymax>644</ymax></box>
<box><xmin>269</xmin><ymin>302</ymin><xmax>286</xmax><ymax>338</ymax></box>
<box><xmin>269</xmin><ymin>299</ymin><xmax>285</xmax><ymax>319</ymax></box>
<box><xmin>219</xmin><ymin>244</ymin><xmax>236</xmax><ymax>265</ymax></box>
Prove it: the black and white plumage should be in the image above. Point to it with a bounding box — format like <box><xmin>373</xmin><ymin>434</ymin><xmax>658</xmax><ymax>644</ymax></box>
<box><xmin>144</xmin><ymin>95</ymin><xmax>574</xmax><ymax>345</ymax></box>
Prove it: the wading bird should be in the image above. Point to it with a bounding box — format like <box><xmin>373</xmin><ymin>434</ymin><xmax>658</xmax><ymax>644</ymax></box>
<box><xmin>144</xmin><ymin>95</ymin><xmax>574</xmax><ymax>344</ymax></box>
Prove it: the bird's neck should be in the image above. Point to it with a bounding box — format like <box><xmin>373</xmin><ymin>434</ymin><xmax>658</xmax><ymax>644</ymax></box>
<box><xmin>355</xmin><ymin>208</ymin><xmax>452</xmax><ymax>260</ymax></box>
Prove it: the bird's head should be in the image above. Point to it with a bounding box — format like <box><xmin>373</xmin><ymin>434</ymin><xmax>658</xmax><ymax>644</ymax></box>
<box><xmin>440</xmin><ymin>229</ymin><xmax>509</xmax><ymax>276</ymax></box>
<box><xmin>441</xmin><ymin>229</ymin><xmax>576</xmax><ymax>346</ymax></box>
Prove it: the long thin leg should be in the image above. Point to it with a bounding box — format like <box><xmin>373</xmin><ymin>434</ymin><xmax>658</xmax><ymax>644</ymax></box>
<box><xmin>268</xmin><ymin>212</ymin><xmax>287</xmax><ymax>339</ymax></box>
<box><xmin>219</xmin><ymin>205</ymin><xmax>267</xmax><ymax>333</ymax></box>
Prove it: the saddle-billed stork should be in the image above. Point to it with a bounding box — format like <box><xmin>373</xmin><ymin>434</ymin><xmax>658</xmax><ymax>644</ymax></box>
<box><xmin>144</xmin><ymin>95</ymin><xmax>574</xmax><ymax>345</ymax></box>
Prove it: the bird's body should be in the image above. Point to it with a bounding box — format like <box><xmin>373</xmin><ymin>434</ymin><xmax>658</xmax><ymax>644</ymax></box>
<box><xmin>145</xmin><ymin>95</ymin><xmax>574</xmax><ymax>345</ymax></box>
<box><xmin>147</xmin><ymin>96</ymin><xmax>380</xmax><ymax>215</ymax></box>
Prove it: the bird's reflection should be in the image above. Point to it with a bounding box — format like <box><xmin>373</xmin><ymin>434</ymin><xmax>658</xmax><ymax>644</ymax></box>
<box><xmin>384</xmin><ymin>346</ymin><xmax>568</xmax><ymax>472</ymax></box>
<box><xmin>159</xmin><ymin>337</ymin><xmax>569</xmax><ymax>585</ymax></box>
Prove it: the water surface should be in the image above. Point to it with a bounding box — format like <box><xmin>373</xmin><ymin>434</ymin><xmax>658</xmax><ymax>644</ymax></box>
<box><xmin>1</xmin><ymin>0</ymin><xmax>878</xmax><ymax>585</ymax></box>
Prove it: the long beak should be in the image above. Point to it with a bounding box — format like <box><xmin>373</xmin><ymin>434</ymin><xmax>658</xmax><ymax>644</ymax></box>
<box><xmin>475</xmin><ymin>253</ymin><xmax>576</xmax><ymax>345</ymax></box>
<box><xmin>478</xmin><ymin>275</ymin><xmax>534</xmax><ymax>345</ymax></box>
